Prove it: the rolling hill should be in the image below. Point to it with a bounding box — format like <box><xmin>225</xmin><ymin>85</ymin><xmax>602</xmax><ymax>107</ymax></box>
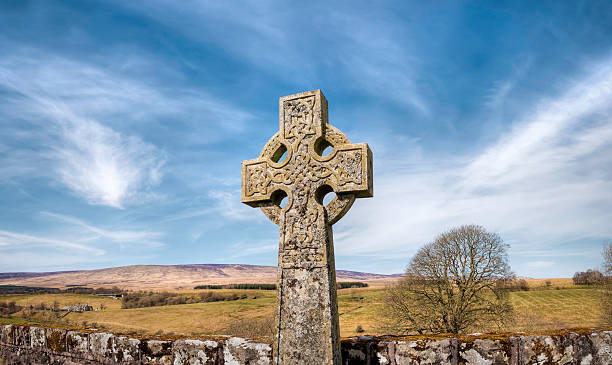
<box><xmin>0</xmin><ymin>264</ymin><xmax>401</xmax><ymax>290</ymax></box>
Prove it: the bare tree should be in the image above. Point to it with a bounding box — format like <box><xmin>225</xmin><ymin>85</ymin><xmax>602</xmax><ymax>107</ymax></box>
<box><xmin>604</xmin><ymin>242</ymin><xmax>612</xmax><ymax>275</ymax></box>
<box><xmin>385</xmin><ymin>225</ymin><xmax>514</xmax><ymax>335</ymax></box>
<box><xmin>573</xmin><ymin>269</ymin><xmax>604</xmax><ymax>286</ymax></box>
<box><xmin>603</xmin><ymin>242</ymin><xmax>612</xmax><ymax>325</ymax></box>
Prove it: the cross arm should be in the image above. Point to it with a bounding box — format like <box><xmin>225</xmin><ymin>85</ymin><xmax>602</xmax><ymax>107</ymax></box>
<box><xmin>321</xmin><ymin>142</ymin><xmax>373</xmax><ymax>198</ymax></box>
<box><xmin>241</xmin><ymin>157</ymin><xmax>276</xmax><ymax>207</ymax></box>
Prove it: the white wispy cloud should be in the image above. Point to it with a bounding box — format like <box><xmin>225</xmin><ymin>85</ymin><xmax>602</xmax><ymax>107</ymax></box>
<box><xmin>336</xmin><ymin>56</ymin><xmax>612</xmax><ymax>269</ymax></box>
<box><xmin>330</xmin><ymin>11</ymin><xmax>427</xmax><ymax>114</ymax></box>
<box><xmin>0</xmin><ymin>55</ymin><xmax>165</xmax><ymax>208</ymax></box>
<box><xmin>226</xmin><ymin>240</ymin><xmax>277</xmax><ymax>260</ymax></box>
<box><xmin>486</xmin><ymin>55</ymin><xmax>533</xmax><ymax>109</ymax></box>
<box><xmin>208</xmin><ymin>190</ymin><xmax>264</xmax><ymax>222</ymax></box>
<box><xmin>0</xmin><ymin>230</ymin><xmax>105</xmax><ymax>255</ymax></box>
<box><xmin>0</xmin><ymin>47</ymin><xmax>252</xmax><ymax>133</ymax></box>
<box><xmin>47</xmin><ymin>103</ymin><xmax>165</xmax><ymax>208</ymax></box>
<box><xmin>41</xmin><ymin>212</ymin><xmax>164</xmax><ymax>247</ymax></box>
<box><xmin>114</xmin><ymin>1</ymin><xmax>427</xmax><ymax>113</ymax></box>
<box><xmin>0</xmin><ymin>251</ymin><xmax>108</xmax><ymax>273</ymax></box>
<box><xmin>0</xmin><ymin>47</ymin><xmax>252</xmax><ymax>208</ymax></box>
<box><xmin>158</xmin><ymin>187</ymin><xmax>259</xmax><ymax>224</ymax></box>
<box><xmin>0</xmin><ymin>211</ymin><xmax>166</xmax><ymax>271</ymax></box>
<box><xmin>527</xmin><ymin>261</ymin><xmax>555</xmax><ymax>268</ymax></box>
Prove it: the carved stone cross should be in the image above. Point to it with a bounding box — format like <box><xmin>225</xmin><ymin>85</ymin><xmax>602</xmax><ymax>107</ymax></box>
<box><xmin>241</xmin><ymin>90</ymin><xmax>373</xmax><ymax>364</ymax></box>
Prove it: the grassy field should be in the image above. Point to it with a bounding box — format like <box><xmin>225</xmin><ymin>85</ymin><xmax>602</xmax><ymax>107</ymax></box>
<box><xmin>523</xmin><ymin>278</ymin><xmax>574</xmax><ymax>288</ymax></box>
<box><xmin>0</xmin><ymin>282</ymin><xmax>606</xmax><ymax>339</ymax></box>
<box><xmin>338</xmin><ymin>285</ymin><xmax>604</xmax><ymax>336</ymax></box>
<box><xmin>508</xmin><ymin>288</ymin><xmax>602</xmax><ymax>331</ymax></box>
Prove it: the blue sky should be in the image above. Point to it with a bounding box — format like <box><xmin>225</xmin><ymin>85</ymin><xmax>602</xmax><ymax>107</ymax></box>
<box><xmin>1</xmin><ymin>1</ymin><xmax>611</xmax><ymax>277</ymax></box>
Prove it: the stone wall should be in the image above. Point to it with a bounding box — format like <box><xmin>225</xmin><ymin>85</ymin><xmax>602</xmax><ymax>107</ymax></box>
<box><xmin>1</xmin><ymin>324</ymin><xmax>611</xmax><ymax>364</ymax></box>
<box><xmin>0</xmin><ymin>325</ymin><xmax>270</xmax><ymax>365</ymax></box>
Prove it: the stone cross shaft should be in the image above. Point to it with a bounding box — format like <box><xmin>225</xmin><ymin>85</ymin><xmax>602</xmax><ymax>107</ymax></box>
<box><xmin>241</xmin><ymin>90</ymin><xmax>373</xmax><ymax>364</ymax></box>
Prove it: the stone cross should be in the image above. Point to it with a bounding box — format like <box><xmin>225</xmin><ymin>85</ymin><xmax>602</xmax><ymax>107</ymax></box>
<box><xmin>241</xmin><ymin>90</ymin><xmax>373</xmax><ymax>364</ymax></box>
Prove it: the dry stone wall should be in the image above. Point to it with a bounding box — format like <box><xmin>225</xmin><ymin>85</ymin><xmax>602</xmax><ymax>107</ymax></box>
<box><xmin>0</xmin><ymin>325</ymin><xmax>270</xmax><ymax>365</ymax></box>
<box><xmin>1</xmin><ymin>324</ymin><xmax>611</xmax><ymax>364</ymax></box>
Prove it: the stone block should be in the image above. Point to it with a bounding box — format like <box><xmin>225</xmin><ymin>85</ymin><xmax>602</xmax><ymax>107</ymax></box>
<box><xmin>140</xmin><ymin>339</ymin><xmax>173</xmax><ymax>364</ymax></box>
<box><xmin>66</xmin><ymin>330</ymin><xmax>89</xmax><ymax>355</ymax></box>
<box><xmin>459</xmin><ymin>338</ymin><xmax>511</xmax><ymax>365</ymax></box>
<box><xmin>394</xmin><ymin>338</ymin><xmax>455</xmax><ymax>364</ymax></box>
<box><xmin>6</xmin><ymin>325</ymin><xmax>29</xmax><ymax>347</ymax></box>
<box><xmin>223</xmin><ymin>337</ymin><xmax>272</xmax><ymax>364</ymax></box>
<box><xmin>172</xmin><ymin>339</ymin><xmax>220</xmax><ymax>365</ymax></box>
<box><xmin>587</xmin><ymin>331</ymin><xmax>612</xmax><ymax>365</ymax></box>
<box><xmin>89</xmin><ymin>332</ymin><xmax>113</xmax><ymax>360</ymax></box>
<box><xmin>518</xmin><ymin>335</ymin><xmax>573</xmax><ymax>365</ymax></box>
<box><xmin>112</xmin><ymin>335</ymin><xmax>140</xmax><ymax>363</ymax></box>
<box><xmin>0</xmin><ymin>325</ymin><xmax>11</xmax><ymax>345</ymax></box>
<box><xmin>373</xmin><ymin>340</ymin><xmax>395</xmax><ymax>365</ymax></box>
<box><xmin>30</xmin><ymin>326</ymin><xmax>46</xmax><ymax>349</ymax></box>
<box><xmin>341</xmin><ymin>336</ymin><xmax>380</xmax><ymax>365</ymax></box>
<box><xmin>571</xmin><ymin>332</ymin><xmax>594</xmax><ymax>364</ymax></box>
<box><xmin>45</xmin><ymin>328</ymin><xmax>67</xmax><ymax>353</ymax></box>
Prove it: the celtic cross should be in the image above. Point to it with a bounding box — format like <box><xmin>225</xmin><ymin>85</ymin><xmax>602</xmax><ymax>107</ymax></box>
<box><xmin>241</xmin><ymin>90</ymin><xmax>373</xmax><ymax>364</ymax></box>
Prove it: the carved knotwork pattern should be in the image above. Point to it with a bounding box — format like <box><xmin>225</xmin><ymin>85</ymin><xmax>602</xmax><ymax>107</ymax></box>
<box><xmin>284</xmin><ymin>97</ymin><xmax>316</xmax><ymax>140</ymax></box>
<box><xmin>245</xmin><ymin>163</ymin><xmax>269</xmax><ymax>197</ymax></box>
<box><xmin>244</xmin><ymin>147</ymin><xmax>363</xmax><ymax>198</ymax></box>
<box><xmin>337</xmin><ymin>151</ymin><xmax>363</xmax><ymax>186</ymax></box>
<box><xmin>279</xmin><ymin>175</ymin><xmax>323</xmax><ymax>266</ymax></box>
<box><xmin>242</xmin><ymin>94</ymin><xmax>371</xmax><ymax>267</ymax></box>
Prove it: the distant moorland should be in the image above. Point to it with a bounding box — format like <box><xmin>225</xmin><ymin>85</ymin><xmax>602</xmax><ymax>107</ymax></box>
<box><xmin>0</xmin><ymin>264</ymin><xmax>401</xmax><ymax>290</ymax></box>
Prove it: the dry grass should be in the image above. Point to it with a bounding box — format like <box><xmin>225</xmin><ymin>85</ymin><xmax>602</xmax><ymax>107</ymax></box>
<box><xmin>0</xmin><ymin>284</ymin><xmax>604</xmax><ymax>339</ymax></box>
<box><xmin>504</xmin><ymin>288</ymin><xmax>602</xmax><ymax>332</ymax></box>
<box><xmin>0</xmin><ymin>290</ymin><xmax>276</xmax><ymax>337</ymax></box>
<box><xmin>0</xmin><ymin>293</ymin><xmax>118</xmax><ymax>310</ymax></box>
<box><xmin>523</xmin><ymin>278</ymin><xmax>574</xmax><ymax>289</ymax></box>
